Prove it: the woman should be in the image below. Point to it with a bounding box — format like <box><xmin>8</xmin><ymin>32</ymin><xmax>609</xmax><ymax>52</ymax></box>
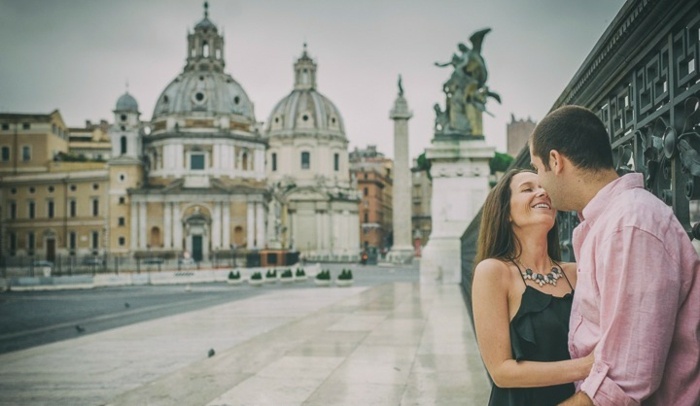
<box><xmin>472</xmin><ymin>169</ymin><xmax>592</xmax><ymax>405</ymax></box>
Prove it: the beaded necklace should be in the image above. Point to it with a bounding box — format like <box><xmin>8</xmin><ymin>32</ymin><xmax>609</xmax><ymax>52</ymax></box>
<box><xmin>516</xmin><ymin>258</ymin><xmax>563</xmax><ymax>287</ymax></box>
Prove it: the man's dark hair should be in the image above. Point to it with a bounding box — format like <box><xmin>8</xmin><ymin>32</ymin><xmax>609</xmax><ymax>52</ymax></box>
<box><xmin>530</xmin><ymin>105</ymin><xmax>614</xmax><ymax>171</ymax></box>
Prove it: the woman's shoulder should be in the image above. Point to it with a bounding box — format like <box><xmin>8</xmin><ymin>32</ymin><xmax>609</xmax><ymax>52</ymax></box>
<box><xmin>474</xmin><ymin>258</ymin><xmax>512</xmax><ymax>281</ymax></box>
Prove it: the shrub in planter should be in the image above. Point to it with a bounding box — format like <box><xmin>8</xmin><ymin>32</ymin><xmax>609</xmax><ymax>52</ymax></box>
<box><xmin>227</xmin><ymin>270</ymin><xmax>242</xmax><ymax>285</ymax></box>
<box><xmin>249</xmin><ymin>271</ymin><xmax>264</xmax><ymax>286</ymax></box>
<box><xmin>265</xmin><ymin>269</ymin><xmax>278</xmax><ymax>283</ymax></box>
<box><xmin>295</xmin><ymin>268</ymin><xmax>307</xmax><ymax>281</ymax></box>
<box><xmin>280</xmin><ymin>269</ymin><xmax>294</xmax><ymax>283</ymax></box>
<box><xmin>336</xmin><ymin>269</ymin><xmax>354</xmax><ymax>287</ymax></box>
<box><xmin>314</xmin><ymin>269</ymin><xmax>332</xmax><ymax>286</ymax></box>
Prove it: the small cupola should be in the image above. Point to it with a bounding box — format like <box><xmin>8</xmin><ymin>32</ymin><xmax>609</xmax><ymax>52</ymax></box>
<box><xmin>294</xmin><ymin>43</ymin><xmax>317</xmax><ymax>90</ymax></box>
<box><xmin>185</xmin><ymin>2</ymin><xmax>225</xmax><ymax>73</ymax></box>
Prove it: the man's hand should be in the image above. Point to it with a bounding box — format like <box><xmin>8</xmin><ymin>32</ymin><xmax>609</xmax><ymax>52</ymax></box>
<box><xmin>559</xmin><ymin>391</ymin><xmax>594</xmax><ymax>406</ymax></box>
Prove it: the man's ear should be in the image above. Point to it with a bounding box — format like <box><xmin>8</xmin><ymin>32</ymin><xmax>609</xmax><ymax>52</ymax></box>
<box><xmin>550</xmin><ymin>150</ymin><xmax>564</xmax><ymax>175</ymax></box>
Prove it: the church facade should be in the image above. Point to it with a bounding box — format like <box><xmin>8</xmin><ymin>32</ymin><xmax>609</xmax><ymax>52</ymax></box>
<box><xmin>0</xmin><ymin>6</ymin><xmax>361</xmax><ymax>266</ymax></box>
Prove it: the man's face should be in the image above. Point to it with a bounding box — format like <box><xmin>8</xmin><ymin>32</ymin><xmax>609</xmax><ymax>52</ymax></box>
<box><xmin>529</xmin><ymin>145</ymin><xmax>563</xmax><ymax>210</ymax></box>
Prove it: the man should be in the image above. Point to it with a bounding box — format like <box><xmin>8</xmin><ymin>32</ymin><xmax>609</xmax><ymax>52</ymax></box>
<box><xmin>529</xmin><ymin>105</ymin><xmax>700</xmax><ymax>405</ymax></box>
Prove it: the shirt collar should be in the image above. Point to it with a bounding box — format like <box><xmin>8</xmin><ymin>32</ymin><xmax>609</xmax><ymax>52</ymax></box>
<box><xmin>579</xmin><ymin>173</ymin><xmax>644</xmax><ymax>223</ymax></box>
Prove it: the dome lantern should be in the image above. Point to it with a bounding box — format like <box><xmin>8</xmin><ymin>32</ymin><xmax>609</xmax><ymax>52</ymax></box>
<box><xmin>185</xmin><ymin>1</ymin><xmax>224</xmax><ymax>73</ymax></box>
<box><xmin>294</xmin><ymin>43</ymin><xmax>317</xmax><ymax>90</ymax></box>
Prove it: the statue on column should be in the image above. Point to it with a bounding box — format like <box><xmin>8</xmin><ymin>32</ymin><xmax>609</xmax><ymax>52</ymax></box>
<box><xmin>434</xmin><ymin>28</ymin><xmax>501</xmax><ymax>137</ymax></box>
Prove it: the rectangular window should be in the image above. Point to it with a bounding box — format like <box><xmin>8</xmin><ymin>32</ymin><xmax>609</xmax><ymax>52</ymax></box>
<box><xmin>28</xmin><ymin>201</ymin><xmax>35</xmax><ymax>219</ymax></box>
<box><xmin>22</xmin><ymin>123</ymin><xmax>30</xmax><ymax>130</ymax></box>
<box><xmin>363</xmin><ymin>187</ymin><xmax>368</xmax><ymax>197</ymax></box>
<box><xmin>118</xmin><ymin>217</ymin><xmax>125</xmax><ymax>226</ymax></box>
<box><xmin>191</xmin><ymin>153</ymin><xmax>205</xmax><ymax>170</ymax></box>
<box><xmin>334</xmin><ymin>153</ymin><xmax>339</xmax><ymax>171</ymax></box>
<box><xmin>118</xmin><ymin>196</ymin><xmax>126</xmax><ymax>205</ymax></box>
<box><xmin>27</xmin><ymin>232</ymin><xmax>35</xmax><ymax>254</ymax></box>
<box><xmin>91</xmin><ymin>231</ymin><xmax>99</xmax><ymax>250</ymax></box>
<box><xmin>364</xmin><ymin>212</ymin><xmax>369</xmax><ymax>222</ymax></box>
<box><xmin>301</xmin><ymin>151</ymin><xmax>310</xmax><ymax>170</ymax></box>
<box><xmin>9</xmin><ymin>201</ymin><xmax>16</xmax><ymax>219</ymax></box>
<box><xmin>92</xmin><ymin>198</ymin><xmax>99</xmax><ymax>216</ymax></box>
<box><xmin>1</xmin><ymin>123</ymin><xmax>8</xmax><ymax>130</ymax></box>
<box><xmin>47</xmin><ymin>200</ymin><xmax>54</xmax><ymax>218</ymax></box>
<box><xmin>69</xmin><ymin>199</ymin><xmax>77</xmax><ymax>217</ymax></box>
<box><xmin>22</xmin><ymin>146</ymin><xmax>30</xmax><ymax>161</ymax></box>
<box><xmin>271</xmin><ymin>153</ymin><xmax>277</xmax><ymax>171</ymax></box>
<box><xmin>69</xmin><ymin>231</ymin><xmax>77</xmax><ymax>250</ymax></box>
<box><xmin>9</xmin><ymin>232</ymin><xmax>16</xmax><ymax>255</ymax></box>
<box><xmin>1</xmin><ymin>146</ymin><xmax>9</xmax><ymax>161</ymax></box>
<box><xmin>118</xmin><ymin>236</ymin><xmax>126</xmax><ymax>246</ymax></box>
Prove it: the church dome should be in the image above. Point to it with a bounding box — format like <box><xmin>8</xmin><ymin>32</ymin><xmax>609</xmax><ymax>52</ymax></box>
<box><xmin>265</xmin><ymin>46</ymin><xmax>345</xmax><ymax>138</ymax></box>
<box><xmin>150</xmin><ymin>2</ymin><xmax>255</xmax><ymax>127</ymax></box>
<box><xmin>152</xmin><ymin>72</ymin><xmax>255</xmax><ymax>123</ymax></box>
<box><xmin>115</xmin><ymin>92</ymin><xmax>139</xmax><ymax>113</ymax></box>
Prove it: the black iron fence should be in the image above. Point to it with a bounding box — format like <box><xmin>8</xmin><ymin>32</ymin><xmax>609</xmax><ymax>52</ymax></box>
<box><xmin>461</xmin><ymin>0</ymin><xmax>700</xmax><ymax>322</ymax></box>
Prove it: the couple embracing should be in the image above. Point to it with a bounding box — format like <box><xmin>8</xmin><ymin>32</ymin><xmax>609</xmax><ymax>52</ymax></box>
<box><xmin>472</xmin><ymin>106</ymin><xmax>700</xmax><ymax>406</ymax></box>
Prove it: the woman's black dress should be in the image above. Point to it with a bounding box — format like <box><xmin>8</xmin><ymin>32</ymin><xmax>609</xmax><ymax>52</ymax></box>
<box><xmin>487</xmin><ymin>265</ymin><xmax>575</xmax><ymax>406</ymax></box>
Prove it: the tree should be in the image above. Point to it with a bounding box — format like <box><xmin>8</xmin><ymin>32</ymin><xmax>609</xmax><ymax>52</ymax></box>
<box><xmin>416</xmin><ymin>152</ymin><xmax>432</xmax><ymax>180</ymax></box>
<box><xmin>489</xmin><ymin>152</ymin><xmax>514</xmax><ymax>174</ymax></box>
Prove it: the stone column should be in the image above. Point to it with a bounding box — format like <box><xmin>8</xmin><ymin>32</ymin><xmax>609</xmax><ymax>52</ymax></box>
<box><xmin>164</xmin><ymin>202</ymin><xmax>172</xmax><ymax>248</ymax></box>
<box><xmin>139</xmin><ymin>202</ymin><xmax>147</xmax><ymax>249</ymax></box>
<box><xmin>255</xmin><ymin>202</ymin><xmax>265</xmax><ymax>249</ymax></box>
<box><xmin>247</xmin><ymin>202</ymin><xmax>255</xmax><ymax>248</ymax></box>
<box><xmin>130</xmin><ymin>200</ymin><xmax>138</xmax><ymax>251</ymax></box>
<box><xmin>222</xmin><ymin>202</ymin><xmax>230</xmax><ymax>249</ymax></box>
<box><xmin>212</xmin><ymin>202</ymin><xmax>221</xmax><ymax>250</ymax></box>
<box><xmin>173</xmin><ymin>203</ymin><xmax>182</xmax><ymax>250</ymax></box>
<box><xmin>387</xmin><ymin>82</ymin><xmax>415</xmax><ymax>264</ymax></box>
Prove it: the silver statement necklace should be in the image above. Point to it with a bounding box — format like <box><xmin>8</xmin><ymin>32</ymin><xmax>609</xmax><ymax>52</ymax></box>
<box><xmin>516</xmin><ymin>259</ymin><xmax>563</xmax><ymax>287</ymax></box>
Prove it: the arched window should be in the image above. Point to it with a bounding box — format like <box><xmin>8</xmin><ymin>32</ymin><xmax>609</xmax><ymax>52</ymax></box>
<box><xmin>241</xmin><ymin>152</ymin><xmax>248</xmax><ymax>170</ymax></box>
<box><xmin>203</xmin><ymin>42</ymin><xmax>209</xmax><ymax>57</ymax></box>
<box><xmin>271</xmin><ymin>153</ymin><xmax>277</xmax><ymax>171</ymax></box>
<box><xmin>120</xmin><ymin>136</ymin><xmax>127</xmax><ymax>155</ymax></box>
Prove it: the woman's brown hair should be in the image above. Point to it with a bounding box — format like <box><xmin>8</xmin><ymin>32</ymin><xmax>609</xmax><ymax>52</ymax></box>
<box><xmin>474</xmin><ymin>168</ymin><xmax>561</xmax><ymax>268</ymax></box>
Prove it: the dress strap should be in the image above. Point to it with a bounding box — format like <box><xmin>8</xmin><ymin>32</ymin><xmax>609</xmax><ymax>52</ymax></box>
<box><xmin>511</xmin><ymin>260</ymin><xmax>528</xmax><ymax>286</ymax></box>
<box><xmin>552</xmin><ymin>260</ymin><xmax>574</xmax><ymax>292</ymax></box>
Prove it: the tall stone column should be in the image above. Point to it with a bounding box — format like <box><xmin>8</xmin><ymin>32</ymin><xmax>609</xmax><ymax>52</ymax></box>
<box><xmin>387</xmin><ymin>76</ymin><xmax>415</xmax><ymax>264</ymax></box>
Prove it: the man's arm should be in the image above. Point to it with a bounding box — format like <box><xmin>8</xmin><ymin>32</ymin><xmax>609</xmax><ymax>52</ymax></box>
<box><xmin>559</xmin><ymin>391</ymin><xmax>594</xmax><ymax>406</ymax></box>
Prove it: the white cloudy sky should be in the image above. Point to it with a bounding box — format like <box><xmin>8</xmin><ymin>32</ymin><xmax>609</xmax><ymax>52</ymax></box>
<box><xmin>0</xmin><ymin>0</ymin><xmax>626</xmax><ymax>160</ymax></box>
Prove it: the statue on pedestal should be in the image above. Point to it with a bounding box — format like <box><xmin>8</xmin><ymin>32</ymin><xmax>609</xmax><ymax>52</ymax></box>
<box><xmin>434</xmin><ymin>28</ymin><xmax>501</xmax><ymax>137</ymax></box>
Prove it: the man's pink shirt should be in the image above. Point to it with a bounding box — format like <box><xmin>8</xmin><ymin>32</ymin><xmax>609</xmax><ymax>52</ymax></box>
<box><xmin>570</xmin><ymin>173</ymin><xmax>700</xmax><ymax>405</ymax></box>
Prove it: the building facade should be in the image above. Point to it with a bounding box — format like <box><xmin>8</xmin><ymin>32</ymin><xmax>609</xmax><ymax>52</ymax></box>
<box><xmin>265</xmin><ymin>46</ymin><xmax>360</xmax><ymax>262</ymax></box>
<box><xmin>506</xmin><ymin>114</ymin><xmax>536</xmax><ymax>157</ymax></box>
<box><xmin>349</xmin><ymin>145</ymin><xmax>393</xmax><ymax>256</ymax></box>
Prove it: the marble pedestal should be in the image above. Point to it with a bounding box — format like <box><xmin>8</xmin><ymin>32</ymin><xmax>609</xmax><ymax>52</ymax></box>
<box><xmin>420</xmin><ymin>136</ymin><xmax>494</xmax><ymax>284</ymax></box>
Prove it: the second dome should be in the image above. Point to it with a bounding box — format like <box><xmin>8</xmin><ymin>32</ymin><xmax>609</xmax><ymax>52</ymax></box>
<box><xmin>266</xmin><ymin>46</ymin><xmax>345</xmax><ymax>138</ymax></box>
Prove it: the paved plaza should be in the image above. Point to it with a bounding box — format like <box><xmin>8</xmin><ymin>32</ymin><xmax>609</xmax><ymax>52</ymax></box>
<box><xmin>0</xmin><ymin>277</ymin><xmax>490</xmax><ymax>405</ymax></box>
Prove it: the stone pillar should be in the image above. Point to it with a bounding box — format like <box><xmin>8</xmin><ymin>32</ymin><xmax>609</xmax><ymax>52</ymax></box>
<box><xmin>247</xmin><ymin>202</ymin><xmax>255</xmax><ymax>248</ymax></box>
<box><xmin>164</xmin><ymin>202</ymin><xmax>172</xmax><ymax>248</ymax></box>
<box><xmin>139</xmin><ymin>202</ymin><xmax>147</xmax><ymax>249</ymax></box>
<box><xmin>130</xmin><ymin>200</ymin><xmax>138</xmax><ymax>251</ymax></box>
<box><xmin>255</xmin><ymin>202</ymin><xmax>265</xmax><ymax>249</ymax></box>
<box><xmin>212</xmin><ymin>202</ymin><xmax>221</xmax><ymax>250</ymax></box>
<box><xmin>222</xmin><ymin>203</ymin><xmax>230</xmax><ymax>249</ymax></box>
<box><xmin>173</xmin><ymin>203</ymin><xmax>182</xmax><ymax>250</ymax></box>
<box><xmin>387</xmin><ymin>84</ymin><xmax>415</xmax><ymax>264</ymax></box>
<box><xmin>420</xmin><ymin>137</ymin><xmax>494</xmax><ymax>284</ymax></box>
